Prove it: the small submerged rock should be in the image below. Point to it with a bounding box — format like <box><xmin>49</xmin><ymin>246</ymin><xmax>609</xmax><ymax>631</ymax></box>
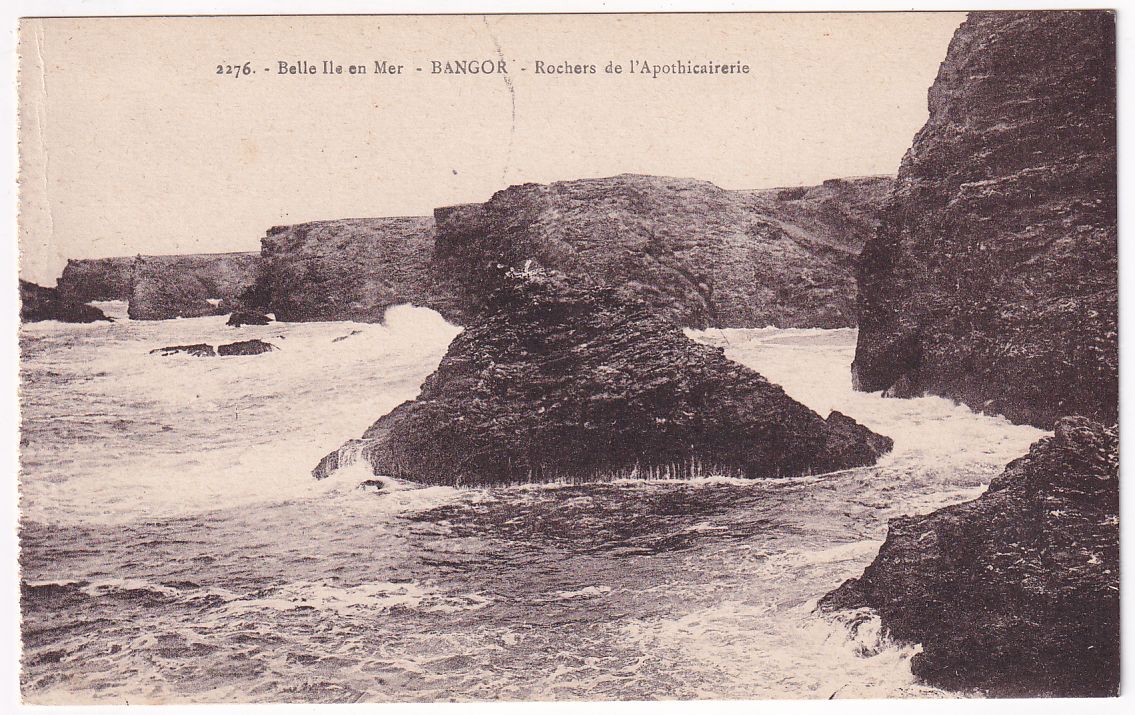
<box><xmin>358</xmin><ymin>479</ymin><xmax>385</xmax><ymax>492</ymax></box>
<box><xmin>150</xmin><ymin>344</ymin><xmax>216</xmax><ymax>357</ymax></box>
<box><xmin>150</xmin><ymin>339</ymin><xmax>278</xmax><ymax>357</ymax></box>
<box><xmin>226</xmin><ymin>311</ymin><xmax>271</xmax><ymax>327</ymax></box>
<box><xmin>217</xmin><ymin>339</ymin><xmax>277</xmax><ymax>356</ymax></box>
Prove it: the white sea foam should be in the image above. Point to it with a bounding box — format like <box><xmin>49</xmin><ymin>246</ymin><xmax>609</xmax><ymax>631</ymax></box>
<box><xmin>21</xmin><ymin>322</ymin><xmax>1049</xmax><ymax>703</ymax></box>
<box><xmin>554</xmin><ymin>585</ymin><xmax>612</xmax><ymax>600</ymax></box>
<box><xmin>689</xmin><ymin>326</ymin><xmax>1046</xmax><ymax>471</ymax></box>
<box><xmin>20</xmin><ymin>304</ymin><xmax>461</xmax><ymax>525</ymax></box>
<box><xmin>217</xmin><ymin>580</ymin><xmax>492</xmax><ymax>617</ymax></box>
<box><xmin>89</xmin><ymin>299</ymin><xmax>130</xmax><ymax>321</ymax></box>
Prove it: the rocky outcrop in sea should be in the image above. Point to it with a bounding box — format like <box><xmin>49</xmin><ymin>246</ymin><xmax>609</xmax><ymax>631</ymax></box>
<box><xmin>226</xmin><ymin>311</ymin><xmax>271</xmax><ymax>327</ymax></box>
<box><xmin>43</xmin><ymin>174</ymin><xmax>889</xmax><ymax>329</ymax></box>
<box><xmin>150</xmin><ymin>343</ymin><xmax>216</xmax><ymax>357</ymax></box>
<box><xmin>149</xmin><ymin>339</ymin><xmax>277</xmax><ymax>357</ymax></box>
<box><xmin>247</xmin><ymin>217</ymin><xmax>464</xmax><ymax>323</ymax></box>
<box><xmin>851</xmin><ymin>11</ymin><xmax>1117</xmax><ymax>428</ymax></box>
<box><xmin>314</xmin><ymin>268</ymin><xmax>893</xmax><ymax>486</ymax></box>
<box><xmin>821</xmin><ymin>417</ymin><xmax>1119</xmax><ymax>697</ymax></box>
<box><xmin>56</xmin><ymin>257</ymin><xmax>135</xmax><ymax>303</ymax></box>
<box><xmin>217</xmin><ymin>339</ymin><xmax>277</xmax><ymax>356</ymax></box>
<box><xmin>433</xmin><ymin>174</ymin><xmax>891</xmax><ymax>329</ymax></box>
<box><xmin>19</xmin><ymin>280</ymin><xmax>111</xmax><ymax>323</ymax></box>
<box><xmin>828</xmin><ymin>11</ymin><xmax>1121</xmax><ymax>698</ymax></box>
<box><xmin>128</xmin><ymin>252</ymin><xmax>262</xmax><ymax>320</ymax></box>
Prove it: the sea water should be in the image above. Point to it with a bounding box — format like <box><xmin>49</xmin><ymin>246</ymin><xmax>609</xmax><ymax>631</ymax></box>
<box><xmin>18</xmin><ymin>303</ymin><xmax>1045</xmax><ymax>703</ymax></box>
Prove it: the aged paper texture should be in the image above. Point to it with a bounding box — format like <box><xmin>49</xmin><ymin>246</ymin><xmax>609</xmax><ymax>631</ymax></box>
<box><xmin>14</xmin><ymin>9</ymin><xmax>1120</xmax><ymax>707</ymax></box>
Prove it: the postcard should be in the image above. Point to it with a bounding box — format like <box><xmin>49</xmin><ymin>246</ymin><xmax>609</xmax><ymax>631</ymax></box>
<box><xmin>14</xmin><ymin>9</ymin><xmax>1119</xmax><ymax>705</ymax></box>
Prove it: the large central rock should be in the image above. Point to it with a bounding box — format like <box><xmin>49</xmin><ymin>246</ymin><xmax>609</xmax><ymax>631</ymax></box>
<box><xmin>851</xmin><ymin>11</ymin><xmax>1117</xmax><ymax>428</ymax></box>
<box><xmin>315</xmin><ymin>268</ymin><xmax>892</xmax><ymax>486</ymax></box>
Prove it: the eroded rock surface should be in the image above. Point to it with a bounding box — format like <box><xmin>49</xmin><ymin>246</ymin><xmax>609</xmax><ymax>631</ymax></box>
<box><xmin>129</xmin><ymin>252</ymin><xmax>262</xmax><ymax>320</ymax></box>
<box><xmin>852</xmin><ymin>11</ymin><xmax>1117</xmax><ymax>428</ymax></box>
<box><xmin>251</xmin><ymin>217</ymin><xmax>463</xmax><ymax>323</ymax></box>
<box><xmin>315</xmin><ymin>268</ymin><xmax>892</xmax><ymax>486</ymax></box>
<box><xmin>433</xmin><ymin>174</ymin><xmax>892</xmax><ymax>329</ymax></box>
<box><xmin>821</xmin><ymin>417</ymin><xmax>1119</xmax><ymax>697</ymax></box>
<box><xmin>56</xmin><ymin>257</ymin><xmax>135</xmax><ymax>303</ymax></box>
<box><xmin>20</xmin><ymin>280</ymin><xmax>111</xmax><ymax>323</ymax></box>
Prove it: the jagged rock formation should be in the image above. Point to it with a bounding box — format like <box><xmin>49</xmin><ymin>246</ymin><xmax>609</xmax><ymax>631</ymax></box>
<box><xmin>150</xmin><ymin>343</ymin><xmax>216</xmax><ymax>357</ymax></box>
<box><xmin>128</xmin><ymin>252</ymin><xmax>262</xmax><ymax>320</ymax></box>
<box><xmin>748</xmin><ymin>176</ymin><xmax>895</xmax><ymax>255</ymax></box>
<box><xmin>852</xmin><ymin>11</ymin><xmax>1117</xmax><ymax>428</ymax></box>
<box><xmin>217</xmin><ymin>339</ymin><xmax>277</xmax><ymax>356</ymax></box>
<box><xmin>19</xmin><ymin>280</ymin><xmax>110</xmax><ymax>323</ymax></box>
<box><xmin>148</xmin><ymin>340</ymin><xmax>277</xmax><ymax>357</ymax></box>
<box><xmin>433</xmin><ymin>174</ymin><xmax>891</xmax><ymax>329</ymax></box>
<box><xmin>226</xmin><ymin>311</ymin><xmax>271</xmax><ymax>327</ymax></box>
<box><xmin>314</xmin><ymin>268</ymin><xmax>892</xmax><ymax>486</ymax></box>
<box><xmin>250</xmin><ymin>217</ymin><xmax>464</xmax><ymax>323</ymax></box>
<box><xmin>47</xmin><ymin>174</ymin><xmax>888</xmax><ymax>327</ymax></box>
<box><xmin>56</xmin><ymin>257</ymin><xmax>135</xmax><ymax>302</ymax></box>
<box><xmin>821</xmin><ymin>417</ymin><xmax>1119</xmax><ymax>697</ymax></box>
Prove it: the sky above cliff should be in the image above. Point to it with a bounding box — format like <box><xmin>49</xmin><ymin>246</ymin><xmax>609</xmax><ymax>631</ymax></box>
<box><xmin>18</xmin><ymin>12</ymin><xmax>965</xmax><ymax>284</ymax></box>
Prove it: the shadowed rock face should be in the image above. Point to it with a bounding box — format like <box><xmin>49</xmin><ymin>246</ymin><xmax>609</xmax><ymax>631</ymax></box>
<box><xmin>52</xmin><ymin>173</ymin><xmax>888</xmax><ymax>327</ymax></box>
<box><xmin>251</xmin><ymin>217</ymin><xmax>464</xmax><ymax>323</ymax></box>
<box><xmin>852</xmin><ymin>11</ymin><xmax>1117</xmax><ymax>428</ymax></box>
<box><xmin>217</xmin><ymin>339</ymin><xmax>277</xmax><ymax>356</ymax></box>
<box><xmin>432</xmin><ymin>174</ymin><xmax>891</xmax><ymax>329</ymax></box>
<box><xmin>56</xmin><ymin>257</ymin><xmax>135</xmax><ymax>302</ymax></box>
<box><xmin>129</xmin><ymin>252</ymin><xmax>262</xmax><ymax>320</ymax></box>
<box><xmin>148</xmin><ymin>340</ymin><xmax>277</xmax><ymax>356</ymax></box>
<box><xmin>226</xmin><ymin>311</ymin><xmax>271</xmax><ymax>327</ymax></box>
<box><xmin>20</xmin><ymin>280</ymin><xmax>111</xmax><ymax>323</ymax></box>
<box><xmin>314</xmin><ymin>268</ymin><xmax>892</xmax><ymax>486</ymax></box>
<box><xmin>150</xmin><ymin>343</ymin><xmax>216</xmax><ymax>357</ymax></box>
<box><xmin>821</xmin><ymin>417</ymin><xmax>1119</xmax><ymax>697</ymax></box>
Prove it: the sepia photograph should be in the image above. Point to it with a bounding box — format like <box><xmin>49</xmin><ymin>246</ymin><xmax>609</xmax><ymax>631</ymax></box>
<box><xmin>7</xmin><ymin>2</ymin><xmax>1124</xmax><ymax>709</ymax></box>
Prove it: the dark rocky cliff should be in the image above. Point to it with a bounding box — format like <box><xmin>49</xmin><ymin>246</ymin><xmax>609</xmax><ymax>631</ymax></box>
<box><xmin>251</xmin><ymin>217</ymin><xmax>464</xmax><ymax>323</ymax></box>
<box><xmin>821</xmin><ymin>417</ymin><xmax>1119</xmax><ymax>697</ymax></box>
<box><xmin>128</xmin><ymin>252</ymin><xmax>262</xmax><ymax>320</ymax></box>
<box><xmin>314</xmin><ymin>268</ymin><xmax>892</xmax><ymax>486</ymax></box>
<box><xmin>433</xmin><ymin>174</ymin><xmax>891</xmax><ymax>329</ymax></box>
<box><xmin>20</xmin><ymin>280</ymin><xmax>110</xmax><ymax>323</ymax></box>
<box><xmin>56</xmin><ymin>257</ymin><xmax>135</xmax><ymax>303</ymax></box>
<box><xmin>852</xmin><ymin>11</ymin><xmax>1117</xmax><ymax>428</ymax></box>
<box><xmin>748</xmin><ymin>176</ymin><xmax>893</xmax><ymax>255</ymax></box>
<box><xmin>49</xmin><ymin>174</ymin><xmax>887</xmax><ymax>327</ymax></box>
